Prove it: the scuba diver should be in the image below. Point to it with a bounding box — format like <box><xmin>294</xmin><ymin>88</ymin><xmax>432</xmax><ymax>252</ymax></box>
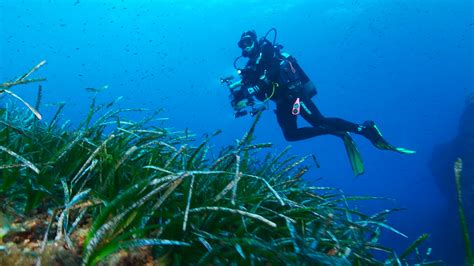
<box><xmin>223</xmin><ymin>29</ymin><xmax>414</xmax><ymax>176</ymax></box>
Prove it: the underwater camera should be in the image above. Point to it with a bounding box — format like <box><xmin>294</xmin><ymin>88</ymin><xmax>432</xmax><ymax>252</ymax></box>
<box><xmin>234</xmin><ymin>110</ymin><xmax>248</xmax><ymax>118</ymax></box>
<box><xmin>220</xmin><ymin>75</ymin><xmax>266</xmax><ymax>118</ymax></box>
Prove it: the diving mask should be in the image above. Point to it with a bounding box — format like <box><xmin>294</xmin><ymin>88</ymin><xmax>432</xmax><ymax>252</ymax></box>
<box><xmin>238</xmin><ymin>35</ymin><xmax>255</xmax><ymax>50</ymax></box>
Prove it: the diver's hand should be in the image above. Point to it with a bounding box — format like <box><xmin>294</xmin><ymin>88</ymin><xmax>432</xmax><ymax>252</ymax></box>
<box><xmin>250</xmin><ymin>105</ymin><xmax>266</xmax><ymax>116</ymax></box>
<box><xmin>234</xmin><ymin>99</ymin><xmax>249</xmax><ymax>110</ymax></box>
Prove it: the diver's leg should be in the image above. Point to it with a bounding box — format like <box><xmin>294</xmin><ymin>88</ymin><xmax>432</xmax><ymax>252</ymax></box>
<box><xmin>298</xmin><ymin>98</ymin><xmax>414</xmax><ymax>153</ymax></box>
<box><xmin>297</xmin><ymin>99</ymin><xmax>365</xmax><ymax>175</ymax></box>
<box><xmin>275</xmin><ymin>102</ymin><xmax>329</xmax><ymax>141</ymax></box>
<box><xmin>299</xmin><ymin>98</ymin><xmax>360</xmax><ymax>133</ymax></box>
<box><xmin>299</xmin><ymin>99</ymin><xmax>385</xmax><ymax>143</ymax></box>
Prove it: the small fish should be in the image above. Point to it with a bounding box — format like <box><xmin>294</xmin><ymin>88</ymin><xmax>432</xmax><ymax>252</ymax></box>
<box><xmin>85</xmin><ymin>84</ymin><xmax>109</xmax><ymax>92</ymax></box>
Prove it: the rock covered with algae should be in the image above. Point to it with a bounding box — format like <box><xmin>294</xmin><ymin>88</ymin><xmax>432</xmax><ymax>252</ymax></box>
<box><xmin>430</xmin><ymin>93</ymin><xmax>474</xmax><ymax>240</ymax></box>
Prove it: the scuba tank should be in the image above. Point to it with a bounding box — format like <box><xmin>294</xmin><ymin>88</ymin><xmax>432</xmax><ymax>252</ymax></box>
<box><xmin>278</xmin><ymin>52</ymin><xmax>317</xmax><ymax>99</ymax></box>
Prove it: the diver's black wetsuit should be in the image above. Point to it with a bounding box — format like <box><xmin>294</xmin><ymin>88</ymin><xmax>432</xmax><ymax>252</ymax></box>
<box><xmin>240</xmin><ymin>40</ymin><xmax>361</xmax><ymax>141</ymax></box>
<box><xmin>275</xmin><ymin>95</ymin><xmax>360</xmax><ymax>141</ymax></box>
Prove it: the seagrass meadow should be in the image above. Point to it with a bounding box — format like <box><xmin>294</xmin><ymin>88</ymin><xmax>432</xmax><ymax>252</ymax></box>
<box><xmin>0</xmin><ymin>62</ymin><xmax>443</xmax><ymax>265</ymax></box>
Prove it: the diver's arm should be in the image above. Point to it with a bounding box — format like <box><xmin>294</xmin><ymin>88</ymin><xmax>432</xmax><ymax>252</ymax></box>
<box><xmin>231</xmin><ymin>78</ymin><xmax>273</xmax><ymax>108</ymax></box>
<box><xmin>232</xmin><ymin>58</ymin><xmax>275</xmax><ymax>106</ymax></box>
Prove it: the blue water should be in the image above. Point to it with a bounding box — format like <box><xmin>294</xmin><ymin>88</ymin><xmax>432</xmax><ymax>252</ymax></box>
<box><xmin>1</xmin><ymin>0</ymin><xmax>472</xmax><ymax>264</ymax></box>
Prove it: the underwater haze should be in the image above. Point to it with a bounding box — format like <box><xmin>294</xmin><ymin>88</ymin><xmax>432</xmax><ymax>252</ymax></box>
<box><xmin>1</xmin><ymin>0</ymin><xmax>473</xmax><ymax>264</ymax></box>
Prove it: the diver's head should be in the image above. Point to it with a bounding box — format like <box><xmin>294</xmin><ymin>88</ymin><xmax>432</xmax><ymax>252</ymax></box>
<box><xmin>238</xmin><ymin>30</ymin><xmax>258</xmax><ymax>58</ymax></box>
